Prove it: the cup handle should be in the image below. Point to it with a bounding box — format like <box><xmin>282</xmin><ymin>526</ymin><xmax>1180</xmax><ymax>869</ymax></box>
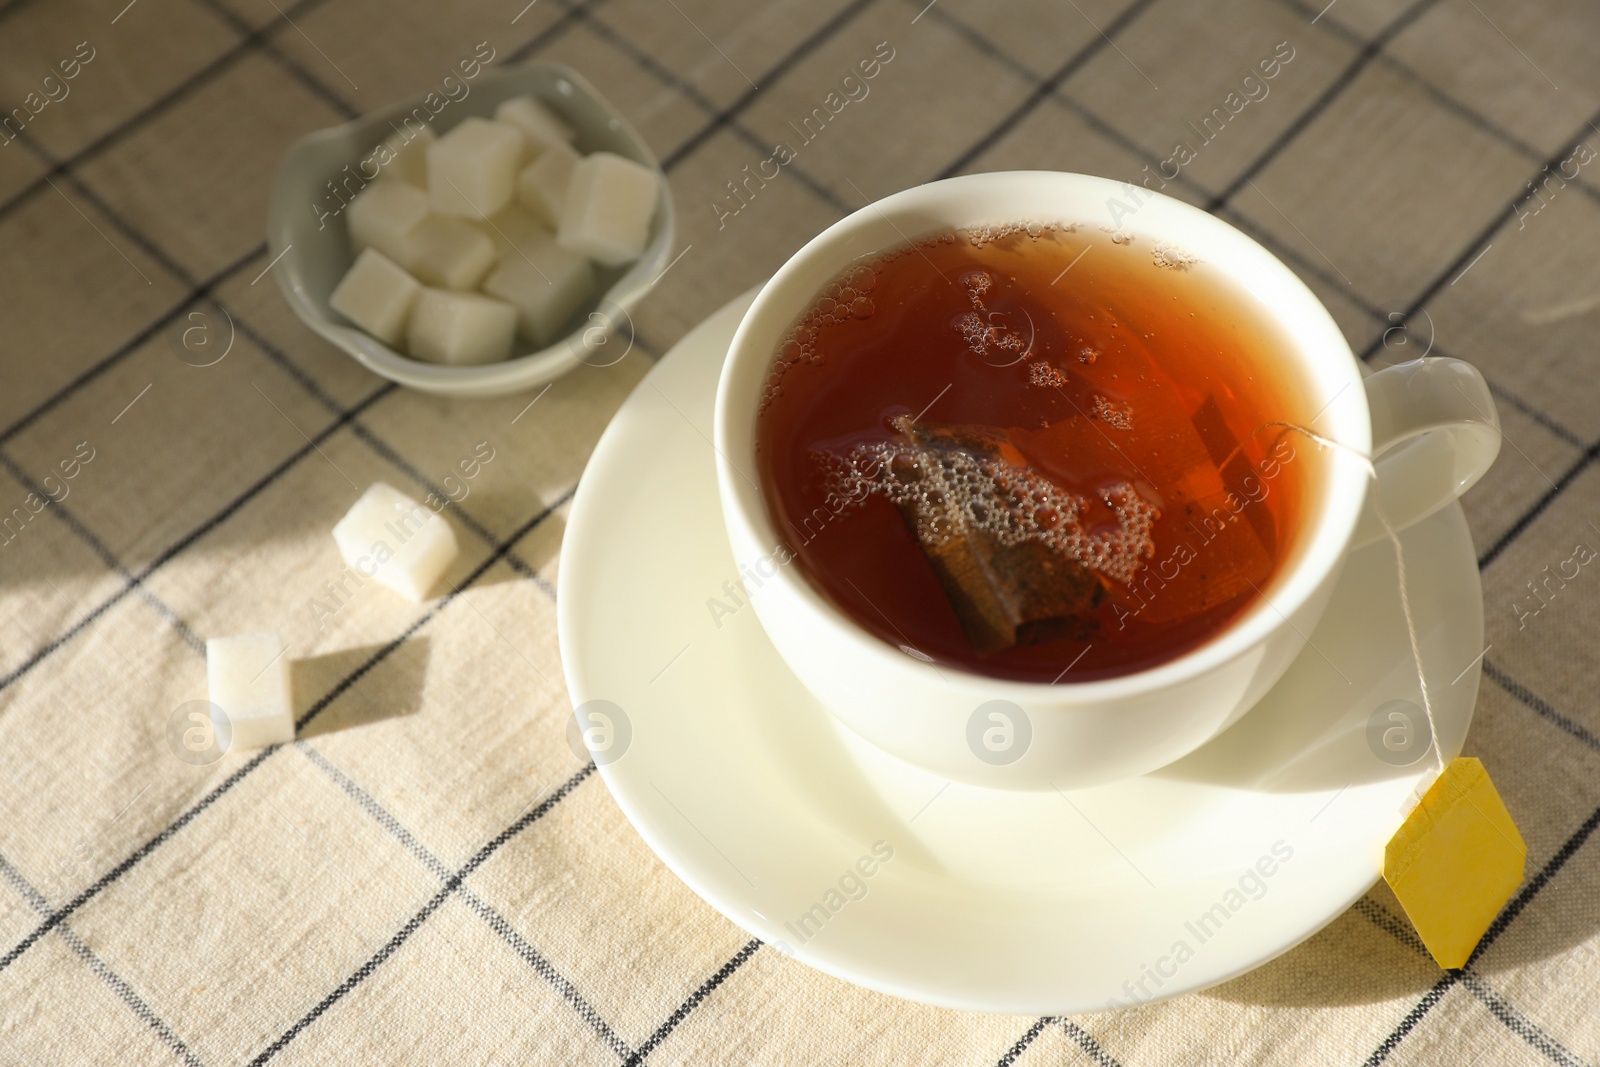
<box><xmin>1350</xmin><ymin>357</ymin><xmax>1502</xmax><ymax>548</ymax></box>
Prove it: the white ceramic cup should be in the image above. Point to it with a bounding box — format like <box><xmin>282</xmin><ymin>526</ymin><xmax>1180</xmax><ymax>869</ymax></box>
<box><xmin>713</xmin><ymin>171</ymin><xmax>1500</xmax><ymax>790</ymax></box>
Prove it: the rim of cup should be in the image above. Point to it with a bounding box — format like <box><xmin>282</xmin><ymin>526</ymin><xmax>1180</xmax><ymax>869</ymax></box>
<box><xmin>714</xmin><ymin>170</ymin><xmax>1373</xmax><ymax>701</ymax></box>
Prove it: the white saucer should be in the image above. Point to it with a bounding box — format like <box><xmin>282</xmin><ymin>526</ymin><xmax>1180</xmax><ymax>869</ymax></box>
<box><xmin>556</xmin><ymin>290</ymin><xmax>1484</xmax><ymax>1014</ymax></box>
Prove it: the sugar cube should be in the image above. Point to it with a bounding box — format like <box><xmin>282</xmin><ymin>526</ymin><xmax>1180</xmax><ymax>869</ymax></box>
<box><xmin>482</xmin><ymin>236</ymin><xmax>595</xmax><ymax>347</ymax></box>
<box><xmin>515</xmin><ymin>140</ymin><xmax>580</xmax><ymax>226</ymax></box>
<box><xmin>375</xmin><ymin>123</ymin><xmax>436</xmax><ymax>187</ymax></box>
<box><xmin>329</xmin><ymin>248</ymin><xmax>421</xmax><ymax>346</ymax></box>
<box><xmin>332</xmin><ymin>482</ymin><xmax>460</xmax><ymax>602</ymax></box>
<box><xmin>557</xmin><ymin>152</ymin><xmax>660</xmax><ymax>267</ymax></box>
<box><xmin>427</xmin><ymin>117</ymin><xmax>524</xmax><ymax>218</ymax></box>
<box><xmin>408</xmin><ymin>288</ymin><xmax>518</xmax><ymax>366</ymax></box>
<box><xmin>406</xmin><ymin>215</ymin><xmax>496</xmax><ymax>290</ymax></box>
<box><xmin>470</xmin><ymin>203</ymin><xmax>552</xmax><ymax>263</ymax></box>
<box><xmin>206</xmin><ymin>632</ymin><xmax>294</xmax><ymax>749</ymax></box>
<box><xmin>346</xmin><ymin>181</ymin><xmax>429</xmax><ymax>263</ymax></box>
<box><xmin>494</xmin><ymin>95</ymin><xmax>576</xmax><ymax>156</ymax></box>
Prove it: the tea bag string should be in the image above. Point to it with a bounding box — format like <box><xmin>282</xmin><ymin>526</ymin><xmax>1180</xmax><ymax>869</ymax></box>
<box><xmin>1222</xmin><ymin>421</ymin><xmax>1446</xmax><ymax>778</ymax></box>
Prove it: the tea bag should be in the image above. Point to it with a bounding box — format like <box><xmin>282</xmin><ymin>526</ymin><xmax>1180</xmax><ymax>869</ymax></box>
<box><xmin>1191</xmin><ymin>394</ymin><xmax>1278</xmax><ymax>559</ymax></box>
<box><xmin>823</xmin><ymin>417</ymin><xmax>1160</xmax><ymax>654</ymax></box>
<box><xmin>1384</xmin><ymin>757</ymin><xmax>1525</xmax><ymax>968</ymax></box>
<box><xmin>885</xmin><ymin>420</ymin><xmax>1105</xmax><ymax>654</ymax></box>
<box><xmin>1016</xmin><ymin>360</ymin><xmax>1277</xmax><ymax>625</ymax></box>
<box><xmin>1270</xmin><ymin>424</ymin><xmax>1526</xmax><ymax>971</ymax></box>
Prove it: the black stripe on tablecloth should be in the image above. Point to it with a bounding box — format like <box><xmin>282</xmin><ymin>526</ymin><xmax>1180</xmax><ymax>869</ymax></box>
<box><xmin>1362</xmin><ymin>972</ymin><xmax>1460</xmax><ymax>1067</ymax></box>
<box><xmin>1364</xmin><ymin>799</ymin><xmax>1600</xmax><ymax>1062</ymax></box>
<box><xmin>0</xmin><ymin>0</ymin><xmax>36</xmax><ymax>25</ymax></box>
<box><xmin>32</xmin><ymin>159</ymin><xmax>218</xmax><ymax>295</ymax></box>
<box><xmin>0</xmin><ymin>0</ymin><xmax>860</xmax><ymax>997</ymax></box>
<box><xmin>222</xmin><ymin>307</ymin><xmax>549</xmax><ymax>589</ymax></box>
<box><xmin>994</xmin><ymin>1016</ymin><xmax>1053</xmax><ymax>1067</ymax></box>
<box><xmin>1354</xmin><ymin>897</ymin><xmax>1428</xmax><ymax>955</ymax></box>
<box><xmin>1355</xmin><ymin>651</ymin><xmax>1600</xmax><ymax>1065</ymax></box>
<box><xmin>245</xmin><ymin>762</ymin><xmax>597</xmax><ymax>1066</ymax></box>
<box><xmin>1357</xmin><ymin>102</ymin><xmax>1600</xmax><ymax>366</ymax></box>
<box><xmin>622</xmin><ymin>938</ymin><xmax>764</xmax><ymax>1066</ymax></box>
<box><xmin>935</xmin><ymin>0</ymin><xmax>1163</xmax><ymax>181</ymax></box>
<box><xmin>0</xmin><ymin>744</ymin><xmax>275</xmax><ymax>973</ymax></box>
<box><xmin>1481</xmin><ymin>379</ymin><xmax>1588</xmax><ymax>450</ymax></box>
<box><xmin>658</xmin><ymin>0</ymin><xmax>882</xmax><ymax>173</ymax></box>
<box><xmin>1476</xmin><ymin>444</ymin><xmax>1600</xmax><ymax>570</ymax></box>
<box><xmin>0</xmin><ymin>381</ymin><xmax>393</xmax><ymax>699</ymax></box>
<box><xmin>0</xmin><ymin>850</ymin><xmax>204</xmax><ymax>1067</ymax></box>
<box><xmin>0</xmin><ymin>450</ymin><xmax>205</xmax><ymax>654</ymax></box>
<box><xmin>571</xmin><ymin>5</ymin><xmax>851</xmax><ymax>212</ymax></box>
<box><xmin>300</xmin><ymin>740</ymin><xmax>635</xmax><ymax>1057</ymax></box>
<box><xmin>1203</xmin><ymin>0</ymin><xmax>1445</xmax><ymax>210</ymax></box>
<box><xmin>925</xmin><ymin>0</ymin><xmax>1600</xmax><ymax>598</ymax></box>
<box><xmin>459</xmin><ymin>886</ymin><xmax>634</xmax><ymax>1059</ymax></box>
<box><xmin>1354</xmin><ymin>901</ymin><xmax>1590</xmax><ymax>1067</ymax></box>
<box><xmin>1461</xmin><ymin>974</ymin><xmax>1590</xmax><ymax>1067</ymax></box>
<box><xmin>57</xmin><ymin>922</ymin><xmax>207</xmax><ymax>1067</ymax></box>
<box><xmin>506</xmin><ymin>0</ymin><xmax>595</xmax><ymax>64</ymax></box>
<box><xmin>0</xmin><ymin>482</ymin><xmax>575</xmax><ymax>973</ymax></box>
<box><xmin>0</xmin><ymin>0</ymin><xmax>336</xmax><ymax>232</ymax></box>
<box><xmin>0</xmin><ymin>0</ymin><xmax>1593</xmax><ymax>1062</ymax></box>
<box><xmin>991</xmin><ymin>1017</ymin><xmax>1124</xmax><ymax>1067</ymax></box>
<box><xmin>1064</xmin><ymin>1019</ymin><xmax>1124</xmax><ymax>1067</ymax></box>
<box><xmin>1485</xmin><ymin>662</ymin><xmax>1600</xmax><ymax>754</ymax></box>
<box><xmin>0</xmin><ymin>0</ymin><xmax>853</xmax><ymax>964</ymax></box>
<box><xmin>295</xmin><ymin>744</ymin><xmax>454</xmax><ymax>881</ymax></box>
<box><xmin>1</xmin><ymin>138</ymin><xmax>542</xmax><ymax>692</ymax></box>
<box><xmin>0</xmin><ymin>241</ymin><xmax>266</xmax><ymax>448</ymax></box>
<box><xmin>191</xmin><ymin>0</ymin><xmax>360</xmax><ymax>122</ymax></box>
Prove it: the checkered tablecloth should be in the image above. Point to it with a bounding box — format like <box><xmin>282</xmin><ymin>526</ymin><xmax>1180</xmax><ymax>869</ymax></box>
<box><xmin>1</xmin><ymin>0</ymin><xmax>1597</xmax><ymax>1062</ymax></box>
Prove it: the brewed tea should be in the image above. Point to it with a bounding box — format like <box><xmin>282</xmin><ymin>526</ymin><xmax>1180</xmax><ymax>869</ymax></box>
<box><xmin>756</xmin><ymin>225</ymin><xmax>1320</xmax><ymax>682</ymax></box>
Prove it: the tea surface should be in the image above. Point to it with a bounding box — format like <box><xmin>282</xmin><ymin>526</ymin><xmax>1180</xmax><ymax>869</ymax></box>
<box><xmin>757</xmin><ymin>226</ymin><xmax>1319</xmax><ymax>682</ymax></box>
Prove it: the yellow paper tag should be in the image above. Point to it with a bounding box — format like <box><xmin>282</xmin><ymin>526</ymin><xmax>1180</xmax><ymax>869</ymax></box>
<box><xmin>1382</xmin><ymin>757</ymin><xmax>1526</xmax><ymax>969</ymax></box>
